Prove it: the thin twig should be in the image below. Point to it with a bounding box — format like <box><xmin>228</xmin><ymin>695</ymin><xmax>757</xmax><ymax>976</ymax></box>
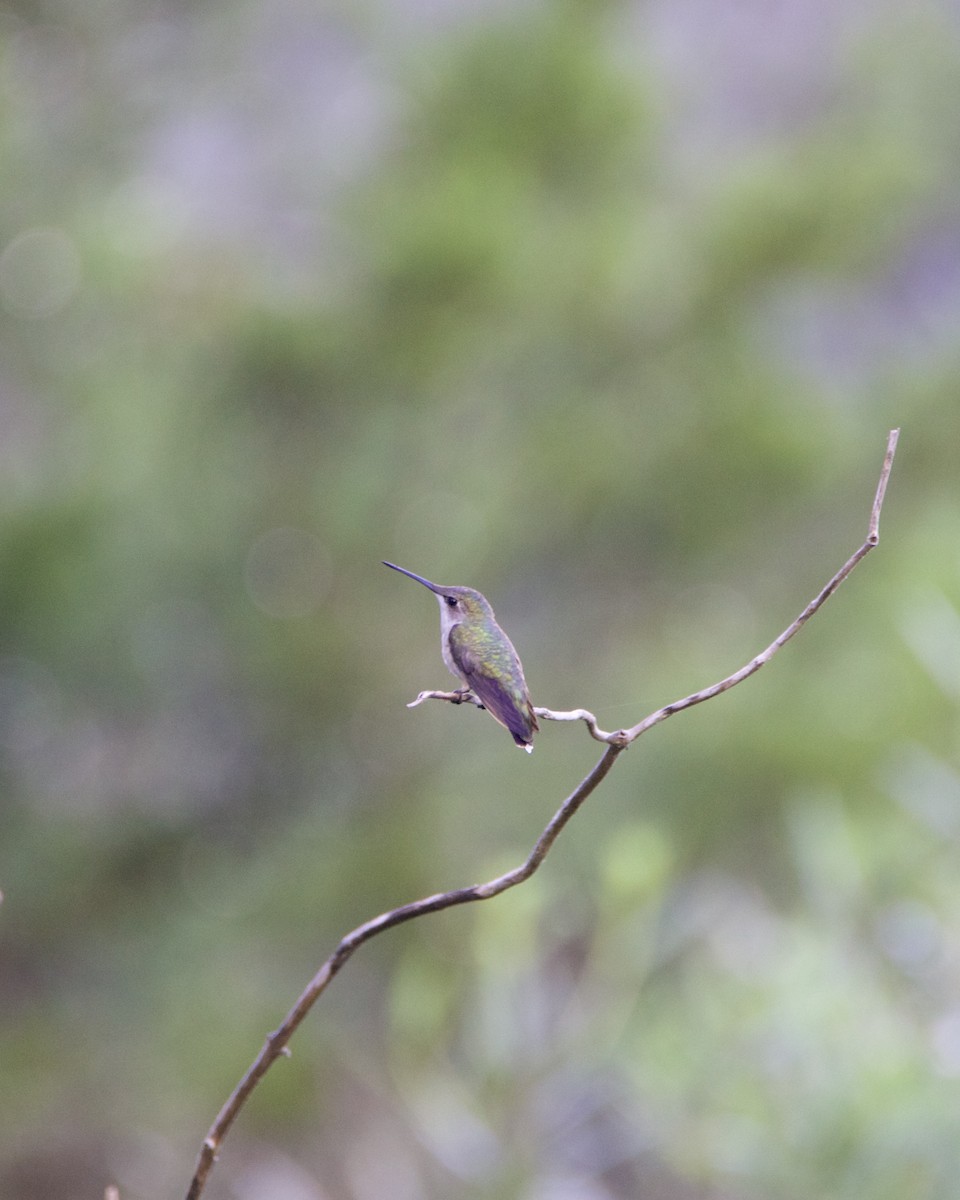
<box><xmin>408</xmin><ymin>692</ymin><xmax>624</xmax><ymax>743</ymax></box>
<box><xmin>185</xmin><ymin>429</ymin><xmax>899</xmax><ymax>1200</ymax></box>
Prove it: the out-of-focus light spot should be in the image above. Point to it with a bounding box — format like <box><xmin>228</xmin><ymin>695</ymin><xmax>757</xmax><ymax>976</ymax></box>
<box><xmin>900</xmin><ymin>588</ymin><xmax>960</xmax><ymax>700</ymax></box>
<box><xmin>602</xmin><ymin>822</ymin><xmax>673</xmax><ymax>902</ymax></box>
<box><xmin>406</xmin><ymin>1078</ymin><xmax>501</xmax><ymax>1181</ymax></box>
<box><xmin>0</xmin><ymin>655</ymin><xmax>63</xmax><ymax>754</ymax></box>
<box><xmin>529</xmin><ymin>1176</ymin><xmax>615</xmax><ymax>1200</ymax></box>
<box><xmin>705</xmin><ymin>890</ymin><xmax>784</xmax><ymax>980</ymax></box>
<box><xmin>660</xmin><ymin>870</ymin><xmax>784</xmax><ymax>979</ymax></box>
<box><xmin>343</xmin><ymin>1123</ymin><xmax>422</xmax><ymax>1200</ymax></box>
<box><xmin>0</xmin><ymin>227</ymin><xmax>81</xmax><ymax>317</ymax></box>
<box><xmin>109</xmin><ymin>1131</ymin><xmax>183</xmax><ymax>1200</ymax></box>
<box><xmin>874</xmin><ymin>899</ymin><xmax>943</xmax><ymax>978</ymax></box>
<box><xmin>24</xmin><ymin>713</ymin><xmax>110</xmax><ymax>816</ymax></box>
<box><xmin>701</xmin><ymin>1112</ymin><xmax>766</xmax><ymax>1175</ymax></box>
<box><xmin>931</xmin><ymin>1009</ymin><xmax>960</xmax><ymax>1076</ymax></box>
<box><xmin>244</xmin><ymin>527</ymin><xmax>331</xmax><ymax>618</ymax></box>
<box><xmin>234</xmin><ymin>1152</ymin><xmax>328</xmax><ymax>1200</ymax></box>
<box><xmin>885</xmin><ymin>745</ymin><xmax>960</xmax><ymax>839</ymax></box>
<box><xmin>105</xmin><ymin>174</ymin><xmax>192</xmax><ymax>259</ymax></box>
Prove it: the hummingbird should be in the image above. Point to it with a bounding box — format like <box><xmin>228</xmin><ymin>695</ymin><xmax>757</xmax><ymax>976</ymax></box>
<box><xmin>382</xmin><ymin>562</ymin><xmax>539</xmax><ymax>752</ymax></box>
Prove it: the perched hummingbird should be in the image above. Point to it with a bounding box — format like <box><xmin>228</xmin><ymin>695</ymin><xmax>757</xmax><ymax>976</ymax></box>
<box><xmin>382</xmin><ymin>562</ymin><xmax>539</xmax><ymax>752</ymax></box>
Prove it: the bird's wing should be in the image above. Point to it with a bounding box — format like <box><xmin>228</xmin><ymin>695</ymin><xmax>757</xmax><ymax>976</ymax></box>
<box><xmin>449</xmin><ymin>627</ymin><xmax>537</xmax><ymax>746</ymax></box>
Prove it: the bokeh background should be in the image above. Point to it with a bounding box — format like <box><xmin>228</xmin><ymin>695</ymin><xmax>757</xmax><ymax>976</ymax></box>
<box><xmin>2</xmin><ymin>1</ymin><xmax>960</xmax><ymax>1197</ymax></box>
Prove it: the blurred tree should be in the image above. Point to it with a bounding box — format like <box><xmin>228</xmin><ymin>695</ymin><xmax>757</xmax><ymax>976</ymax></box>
<box><xmin>1</xmin><ymin>1</ymin><xmax>959</xmax><ymax>1198</ymax></box>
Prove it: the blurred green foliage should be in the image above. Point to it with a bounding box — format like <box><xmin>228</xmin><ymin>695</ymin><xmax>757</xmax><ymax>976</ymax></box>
<box><xmin>2</xmin><ymin>1</ymin><xmax>960</xmax><ymax>1198</ymax></box>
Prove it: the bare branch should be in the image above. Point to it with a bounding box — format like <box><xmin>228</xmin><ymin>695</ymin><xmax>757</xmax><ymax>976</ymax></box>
<box><xmin>409</xmin><ymin>692</ymin><xmax>625</xmax><ymax>743</ymax></box>
<box><xmin>185</xmin><ymin>430</ymin><xmax>899</xmax><ymax>1200</ymax></box>
<box><xmin>535</xmin><ymin>707</ymin><xmax>625</xmax><ymax>743</ymax></box>
<box><xmin>185</xmin><ymin>744</ymin><xmax>623</xmax><ymax>1200</ymax></box>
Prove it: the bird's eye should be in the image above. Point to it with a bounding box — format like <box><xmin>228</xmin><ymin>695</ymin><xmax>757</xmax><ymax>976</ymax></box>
<box><xmin>445</xmin><ymin>596</ymin><xmax>458</xmax><ymax>607</ymax></box>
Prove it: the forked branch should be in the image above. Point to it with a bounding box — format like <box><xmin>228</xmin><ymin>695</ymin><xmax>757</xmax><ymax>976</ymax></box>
<box><xmin>185</xmin><ymin>429</ymin><xmax>899</xmax><ymax>1200</ymax></box>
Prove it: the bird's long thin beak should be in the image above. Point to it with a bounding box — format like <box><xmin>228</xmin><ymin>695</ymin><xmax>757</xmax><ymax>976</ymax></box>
<box><xmin>382</xmin><ymin>561</ymin><xmax>444</xmax><ymax>594</ymax></box>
